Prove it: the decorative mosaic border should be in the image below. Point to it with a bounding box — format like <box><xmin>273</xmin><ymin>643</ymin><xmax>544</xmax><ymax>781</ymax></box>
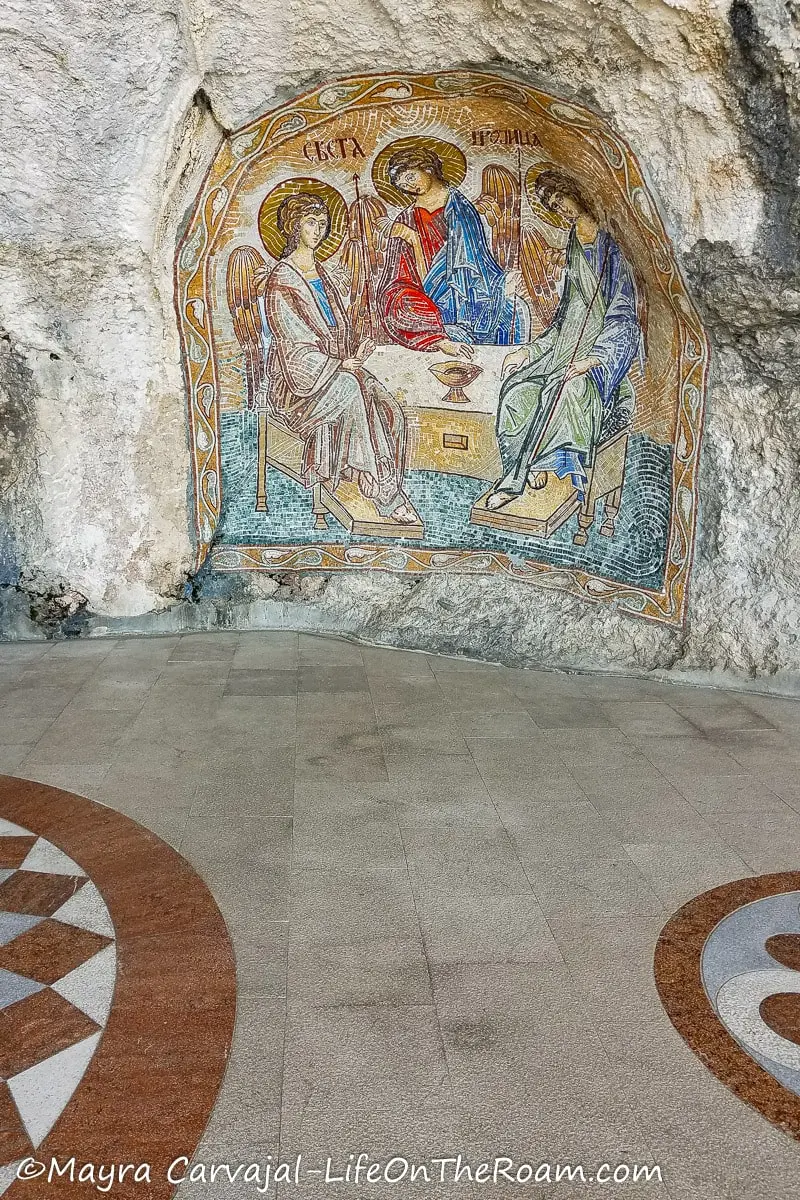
<box><xmin>1</xmin><ymin>776</ymin><xmax>237</xmax><ymax>1198</ymax></box>
<box><xmin>175</xmin><ymin>70</ymin><xmax>710</xmax><ymax>627</ymax></box>
<box><xmin>655</xmin><ymin>872</ymin><xmax>800</xmax><ymax>1143</ymax></box>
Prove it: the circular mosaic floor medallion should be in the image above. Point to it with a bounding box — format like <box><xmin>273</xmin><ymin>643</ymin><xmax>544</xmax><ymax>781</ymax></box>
<box><xmin>0</xmin><ymin>776</ymin><xmax>236</xmax><ymax>1198</ymax></box>
<box><xmin>655</xmin><ymin>871</ymin><xmax>800</xmax><ymax>1141</ymax></box>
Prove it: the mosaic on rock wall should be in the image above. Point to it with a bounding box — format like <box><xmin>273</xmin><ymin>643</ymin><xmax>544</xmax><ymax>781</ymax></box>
<box><xmin>176</xmin><ymin>72</ymin><xmax>709</xmax><ymax>625</ymax></box>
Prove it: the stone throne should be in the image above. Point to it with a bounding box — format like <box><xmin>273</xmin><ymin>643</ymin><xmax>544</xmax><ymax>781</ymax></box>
<box><xmin>470</xmin><ymin>391</ymin><xmax>632</xmax><ymax>545</ymax></box>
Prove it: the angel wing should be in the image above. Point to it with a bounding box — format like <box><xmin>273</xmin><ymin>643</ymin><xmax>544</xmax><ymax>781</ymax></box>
<box><xmin>474</xmin><ymin>163</ymin><xmax>517</xmax><ymax>269</ymax></box>
<box><xmin>475</xmin><ymin>164</ymin><xmax>563</xmax><ymax>333</ymax></box>
<box><xmin>339</xmin><ymin>192</ymin><xmax>389</xmax><ymax>346</ymax></box>
<box><xmin>226</xmin><ymin>245</ymin><xmax>268</xmax><ymax>410</ymax></box>
<box><xmin>519</xmin><ymin>227</ymin><xmax>564</xmax><ymax>332</ymax></box>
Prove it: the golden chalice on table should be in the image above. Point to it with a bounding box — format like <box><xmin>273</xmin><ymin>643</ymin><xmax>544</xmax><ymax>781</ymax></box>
<box><xmin>429</xmin><ymin>360</ymin><xmax>484</xmax><ymax>405</ymax></box>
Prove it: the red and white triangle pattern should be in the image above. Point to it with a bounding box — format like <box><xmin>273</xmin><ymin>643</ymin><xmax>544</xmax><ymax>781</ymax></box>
<box><xmin>0</xmin><ymin>819</ymin><xmax>117</xmax><ymax>1193</ymax></box>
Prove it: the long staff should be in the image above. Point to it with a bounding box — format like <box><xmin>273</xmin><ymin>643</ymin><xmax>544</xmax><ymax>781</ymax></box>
<box><xmin>353</xmin><ymin>173</ymin><xmax>377</xmax><ymax>346</ymax></box>
<box><xmin>511</xmin><ymin>147</ymin><xmax>523</xmax><ymax>341</ymax></box>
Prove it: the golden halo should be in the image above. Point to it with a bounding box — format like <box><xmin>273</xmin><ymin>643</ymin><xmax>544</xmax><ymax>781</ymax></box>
<box><xmin>524</xmin><ymin>164</ymin><xmax>572</xmax><ymax>230</ymax></box>
<box><xmin>258</xmin><ymin>177</ymin><xmax>347</xmax><ymax>261</ymax></box>
<box><xmin>372</xmin><ymin>136</ymin><xmax>467</xmax><ymax>208</ymax></box>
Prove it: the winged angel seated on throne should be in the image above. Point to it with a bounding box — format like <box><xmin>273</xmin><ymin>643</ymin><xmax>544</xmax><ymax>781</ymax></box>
<box><xmin>228</xmin><ymin>182</ymin><xmax>417</xmax><ymax>531</ymax></box>
<box><xmin>226</xmin><ymin>135</ymin><xmax>634</xmax><ymax>541</ymax></box>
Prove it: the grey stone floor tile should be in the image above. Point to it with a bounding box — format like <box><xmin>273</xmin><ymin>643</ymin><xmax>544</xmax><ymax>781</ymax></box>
<box><xmin>224</xmin><ymin>669</ymin><xmax>298</xmax><ymax>697</ymax></box>
<box><xmin>158</xmin><ymin>660</ymin><xmax>232</xmax><ymax>685</ymax></box>
<box><xmin>374</xmin><ymin>703</ymin><xmax>463</xmax><ymax>736</ymax></box>
<box><xmin>487</xmin><ymin>774</ymin><xmax>586</xmax><ymax>823</ymax></box>
<box><xmin>543</xmin><ymin>728</ymin><xmax>653</xmax><ymax>771</ymax></box>
<box><xmin>635</xmin><ymin>734</ymin><xmax>748</xmax><ymax>782</ymax></box>
<box><xmin>434</xmin><ymin>677</ymin><xmax>524</xmax><ymax>713</ymax></box>
<box><xmin>403</xmin><ymin>820</ymin><xmax>533</xmax><ymax>898</ymax></box>
<box><xmin>672</xmin><ymin>772</ymin><xmax>796</xmax><ymax>813</ymax></box>
<box><xmin>548</xmin><ymin>911</ymin><xmax>678</xmax><ymax>1064</ymax></box>
<box><xmin>194</xmin><ymin>775</ymin><xmax>294</xmax><ymax>818</ymax></box>
<box><xmin>9</xmin><ymin>631</ymin><xmax>800</xmax><ymax>1200</ymax></box>
<box><xmin>99</xmin><ymin>761</ymin><xmax>202</xmax><ymax>810</ymax></box>
<box><xmin>292</xmin><ymin>779</ymin><xmax>399</xmax><ymax>813</ymax></box>
<box><xmin>293</xmin><ymin>803</ymin><xmax>405</xmax><ymax>870</ymax></box>
<box><xmin>392</xmin><ymin>778</ymin><xmax>499</xmax><ymax>820</ymax></box>
<box><xmin>504</xmin><ymin>803</ymin><xmax>624</xmax><ymax>865</ymax></box>
<box><xmin>466</xmin><ymin>735</ymin><xmax>571</xmax><ymax>783</ymax></box>
<box><xmin>67</xmin><ymin>677</ymin><xmax>159</xmax><ymax>712</ymax></box>
<box><xmin>297</xmin><ymin>690</ymin><xmax>377</xmax><ymax>728</ymax></box>
<box><xmin>0</xmin><ymin>642</ymin><xmax>53</xmax><ymax>661</ymax></box>
<box><xmin>182</xmin><ymin>814</ymin><xmax>293</xmax><ymax>867</ymax></box>
<box><xmin>0</xmin><ymin>664</ymin><xmax>29</xmax><ymax>689</ymax></box>
<box><xmin>382</xmin><ymin>746</ymin><xmax>484</xmax><ymax>788</ymax></box>
<box><xmin>280</xmin><ymin>1002</ymin><xmax>456</xmax><ymax>1146</ymax></box>
<box><xmin>524</xmin><ymin>855</ymin><xmax>666</xmax><ymax>919</ymax></box>
<box><xmin>110</xmin><ymin>634</ymin><xmax>180</xmax><ymax>654</ymax></box>
<box><xmin>416</xmin><ymin>894</ymin><xmax>563</xmax><ymax>965</ymax></box>
<box><xmin>709</xmin><ymin>727</ymin><xmax>800</xmax><ymax>772</ymax></box>
<box><xmin>623</xmin><ymin>839</ymin><xmax>752</xmax><ymax>908</ymax></box>
<box><xmin>48</xmin><ymin>638</ymin><xmax>118</xmax><ymax>657</ymax></box>
<box><xmin>298</xmin><ymin>634</ymin><xmax>364</xmax><ymax>666</ymax></box>
<box><xmin>741</xmin><ymin>693</ymin><xmax>800</xmax><ymax>731</ymax></box>
<box><xmin>753</xmin><ymin>765</ymin><xmax>800</xmax><ymax>811</ymax></box>
<box><xmin>604</xmin><ymin>700</ymin><xmax>698</xmax><ymax>738</ymax></box>
<box><xmin>1</xmin><ymin>685</ymin><xmax>82</xmax><ymax>718</ymax></box>
<box><xmin>0</xmin><ymin>744</ymin><xmax>32</xmax><ymax>772</ymax></box>
<box><xmin>215</xmin><ymin>695</ymin><xmax>298</xmax><ymax>742</ymax></box>
<box><xmin>431</xmin><ymin>963</ymin><xmax>649</xmax><ymax>1143</ymax></box>
<box><xmin>669</xmin><ymin>698</ymin><xmax>775</xmax><ymax>733</ymax></box>
<box><xmin>231</xmin><ymin>645</ymin><xmax>298</xmax><ymax>671</ymax></box>
<box><xmin>298</xmin><ymin>665</ymin><xmax>369</xmax><ymax>693</ymax></box>
<box><xmin>582</xmin><ymin>789</ymin><xmax>720</xmax><ymax>845</ymax></box>
<box><xmin>288</xmin><ymin>867</ymin><xmax>430</xmax><ymax>1007</ymax></box>
<box><xmin>120</xmin><ymin>805</ymin><xmax>189</xmax><ymax>849</ymax></box>
<box><xmin>703</xmin><ymin>807</ymin><xmax>800</xmax><ymax>873</ymax></box>
<box><xmin>232</xmin><ymin>921</ymin><xmax>288</xmax><ymax>997</ymax></box>
<box><xmin>233</xmin><ymin>632</ymin><xmax>299</xmax><ymax>672</ymax></box>
<box><xmin>569</xmin><ymin>673</ymin><xmax>688</xmax><ymax>700</ymax></box>
<box><xmin>361</xmin><ymin>645</ymin><xmax>435</xmax><ymax>676</ymax></box>
<box><xmin>427</xmin><ymin>656</ymin><xmax>504</xmax><ymax>676</ymax></box>
<box><xmin>0</xmin><ymin>713</ymin><xmax>58</xmax><ymax>745</ymax></box>
<box><xmin>522</xmin><ymin>697</ymin><xmax>618</xmax><ymax>729</ymax></box>
<box><xmin>447</xmin><ymin>710</ymin><xmax>538</xmax><ymax>738</ymax></box>
<box><xmin>206</xmin><ymin>863</ymin><xmax>291</xmax><ymax>930</ymax></box>
<box><xmin>370</xmin><ymin>677</ymin><xmax>449</xmax><ymax>713</ymax></box>
<box><xmin>295</xmin><ymin>736</ymin><xmax>388</xmax><ymax>783</ymax></box>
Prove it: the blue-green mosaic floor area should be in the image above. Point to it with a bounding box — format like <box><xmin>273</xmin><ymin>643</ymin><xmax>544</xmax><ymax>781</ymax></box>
<box><xmin>218</xmin><ymin>411</ymin><xmax>672</xmax><ymax>589</ymax></box>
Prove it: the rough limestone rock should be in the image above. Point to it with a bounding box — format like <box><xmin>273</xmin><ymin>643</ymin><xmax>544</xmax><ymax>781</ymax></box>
<box><xmin>0</xmin><ymin>0</ymin><xmax>798</xmax><ymax>684</ymax></box>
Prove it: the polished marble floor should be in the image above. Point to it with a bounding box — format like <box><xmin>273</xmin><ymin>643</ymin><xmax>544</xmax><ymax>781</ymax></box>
<box><xmin>1</xmin><ymin>632</ymin><xmax>800</xmax><ymax>1198</ymax></box>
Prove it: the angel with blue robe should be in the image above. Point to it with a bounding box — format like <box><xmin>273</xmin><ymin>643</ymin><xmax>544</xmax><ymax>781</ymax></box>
<box><xmin>378</xmin><ymin>145</ymin><xmax>529</xmax><ymax>355</ymax></box>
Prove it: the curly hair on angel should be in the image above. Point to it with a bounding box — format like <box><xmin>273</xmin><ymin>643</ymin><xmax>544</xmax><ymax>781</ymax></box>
<box><xmin>276</xmin><ymin>193</ymin><xmax>330</xmax><ymax>257</ymax></box>
<box><xmin>387</xmin><ymin>145</ymin><xmax>446</xmax><ymax>187</ymax></box>
<box><xmin>533</xmin><ymin>169</ymin><xmax>595</xmax><ymax>218</ymax></box>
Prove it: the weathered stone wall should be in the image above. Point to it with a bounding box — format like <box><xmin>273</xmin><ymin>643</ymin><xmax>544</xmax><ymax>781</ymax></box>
<box><xmin>1</xmin><ymin>1</ymin><xmax>798</xmax><ymax>684</ymax></box>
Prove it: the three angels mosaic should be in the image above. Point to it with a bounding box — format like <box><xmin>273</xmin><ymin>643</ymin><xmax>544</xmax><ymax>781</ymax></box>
<box><xmin>177</xmin><ymin>74</ymin><xmax>709</xmax><ymax>623</ymax></box>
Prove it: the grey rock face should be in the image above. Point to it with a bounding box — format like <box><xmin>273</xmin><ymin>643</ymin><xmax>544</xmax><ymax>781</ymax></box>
<box><xmin>0</xmin><ymin>0</ymin><xmax>798</xmax><ymax>686</ymax></box>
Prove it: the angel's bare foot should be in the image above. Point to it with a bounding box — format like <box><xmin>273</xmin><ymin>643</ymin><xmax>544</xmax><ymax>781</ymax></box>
<box><xmin>485</xmin><ymin>490</ymin><xmax>516</xmax><ymax>511</ymax></box>
<box><xmin>527</xmin><ymin>471</ymin><xmax>548</xmax><ymax>491</ymax></box>
<box><xmin>389</xmin><ymin>502</ymin><xmax>416</xmax><ymax>524</ymax></box>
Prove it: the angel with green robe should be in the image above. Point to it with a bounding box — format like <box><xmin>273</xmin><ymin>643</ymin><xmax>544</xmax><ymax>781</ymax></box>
<box><xmin>487</xmin><ymin>170</ymin><xmax>642</xmax><ymax>509</ymax></box>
